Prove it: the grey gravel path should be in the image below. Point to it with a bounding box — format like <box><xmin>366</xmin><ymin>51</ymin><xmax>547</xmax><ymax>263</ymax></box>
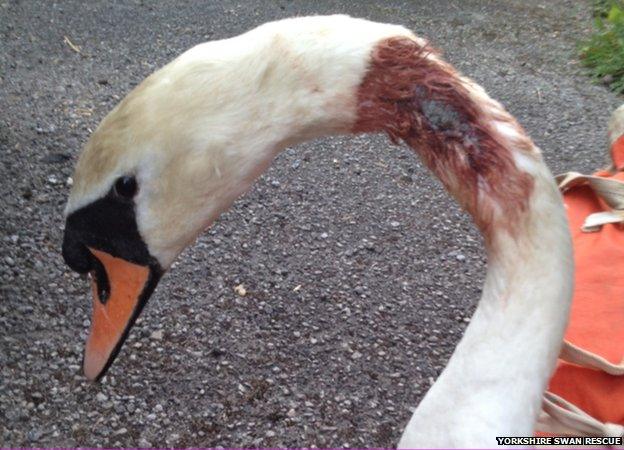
<box><xmin>0</xmin><ymin>0</ymin><xmax>620</xmax><ymax>447</ymax></box>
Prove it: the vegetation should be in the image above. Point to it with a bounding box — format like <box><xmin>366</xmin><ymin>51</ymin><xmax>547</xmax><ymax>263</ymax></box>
<box><xmin>579</xmin><ymin>0</ymin><xmax>624</xmax><ymax>93</ymax></box>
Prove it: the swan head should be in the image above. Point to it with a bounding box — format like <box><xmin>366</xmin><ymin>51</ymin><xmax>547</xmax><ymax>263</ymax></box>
<box><xmin>61</xmin><ymin>52</ymin><xmax>303</xmax><ymax>380</ymax></box>
<box><xmin>61</xmin><ymin>15</ymin><xmax>420</xmax><ymax>381</ymax></box>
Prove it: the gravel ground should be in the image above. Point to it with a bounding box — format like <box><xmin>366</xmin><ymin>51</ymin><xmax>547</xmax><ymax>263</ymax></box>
<box><xmin>0</xmin><ymin>0</ymin><xmax>621</xmax><ymax>447</ymax></box>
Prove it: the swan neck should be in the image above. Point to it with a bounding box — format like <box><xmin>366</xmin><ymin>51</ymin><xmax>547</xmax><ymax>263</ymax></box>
<box><xmin>347</xmin><ymin>38</ymin><xmax>575</xmax><ymax>447</ymax></box>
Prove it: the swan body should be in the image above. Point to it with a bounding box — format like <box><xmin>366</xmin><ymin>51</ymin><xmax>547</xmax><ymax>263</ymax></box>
<box><xmin>61</xmin><ymin>15</ymin><xmax>573</xmax><ymax>447</ymax></box>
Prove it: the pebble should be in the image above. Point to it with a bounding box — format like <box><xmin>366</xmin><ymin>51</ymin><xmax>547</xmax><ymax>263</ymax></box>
<box><xmin>150</xmin><ymin>330</ymin><xmax>164</xmax><ymax>340</ymax></box>
<box><xmin>96</xmin><ymin>392</ymin><xmax>108</xmax><ymax>403</ymax></box>
<box><xmin>41</xmin><ymin>153</ymin><xmax>70</xmax><ymax>164</ymax></box>
<box><xmin>27</xmin><ymin>429</ymin><xmax>42</xmax><ymax>442</ymax></box>
<box><xmin>233</xmin><ymin>284</ymin><xmax>247</xmax><ymax>296</ymax></box>
<box><xmin>5</xmin><ymin>256</ymin><xmax>15</xmax><ymax>267</ymax></box>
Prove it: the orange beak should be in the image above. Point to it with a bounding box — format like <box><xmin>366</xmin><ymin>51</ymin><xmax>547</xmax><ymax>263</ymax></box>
<box><xmin>83</xmin><ymin>248</ymin><xmax>159</xmax><ymax>380</ymax></box>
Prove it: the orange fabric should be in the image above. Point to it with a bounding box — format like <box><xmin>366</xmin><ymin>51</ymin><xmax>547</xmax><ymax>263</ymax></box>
<box><xmin>545</xmin><ymin>152</ymin><xmax>624</xmax><ymax>425</ymax></box>
<box><xmin>84</xmin><ymin>248</ymin><xmax>149</xmax><ymax>380</ymax></box>
<box><xmin>549</xmin><ymin>364</ymin><xmax>624</xmax><ymax>425</ymax></box>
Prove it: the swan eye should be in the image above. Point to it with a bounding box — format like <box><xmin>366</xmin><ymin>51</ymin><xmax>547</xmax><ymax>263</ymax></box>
<box><xmin>114</xmin><ymin>176</ymin><xmax>138</xmax><ymax>199</ymax></box>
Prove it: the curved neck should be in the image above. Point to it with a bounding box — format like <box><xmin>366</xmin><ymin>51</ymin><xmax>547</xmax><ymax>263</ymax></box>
<box><xmin>222</xmin><ymin>26</ymin><xmax>572</xmax><ymax>448</ymax></box>
<box><xmin>214</xmin><ymin>30</ymin><xmax>573</xmax><ymax>446</ymax></box>
<box><xmin>138</xmin><ymin>19</ymin><xmax>573</xmax><ymax>446</ymax></box>
<box><xmin>350</xmin><ymin>39</ymin><xmax>575</xmax><ymax>448</ymax></box>
<box><xmin>181</xmin><ymin>28</ymin><xmax>572</xmax><ymax>446</ymax></box>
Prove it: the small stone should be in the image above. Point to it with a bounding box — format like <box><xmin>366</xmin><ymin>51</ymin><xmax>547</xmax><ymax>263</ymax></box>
<box><xmin>4</xmin><ymin>256</ymin><xmax>15</xmax><ymax>267</ymax></box>
<box><xmin>400</xmin><ymin>174</ymin><xmax>413</xmax><ymax>184</ymax></box>
<box><xmin>114</xmin><ymin>427</ymin><xmax>128</xmax><ymax>435</ymax></box>
<box><xmin>266</xmin><ymin>430</ymin><xmax>276</xmax><ymax>437</ymax></box>
<box><xmin>234</xmin><ymin>284</ymin><xmax>247</xmax><ymax>296</ymax></box>
<box><xmin>27</xmin><ymin>429</ymin><xmax>42</xmax><ymax>442</ymax></box>
<box><xmin>41</xmin><ymin>153</ymin><xmax>70</xmax><ymax>164</ymax></box>
<box><xmin>270</xmin><ymin>180</ymin><xmax>281</xmax><ymax>187</ymax></box>
<box><xmin>150</xmin><ymin>330</ymin><xmax>164</xmax><ymax>340</ymax></box>
<box><xmin>351</xmin><ymin>351</ymin><xmax>363</xmax><ymax>360</ymax></box>
<box><xmin>138</xmin><ymin>438</ymin><xmax>152</xmax><ymax>448</ymax></box>
<box><xmin>390</xmin><ymin>221</ymin><xmax>400</xmax><ymax>228</ymax></box>
<box><xmin>21</xmin><ymin>187</ymin><xmax>33</xmax><ymax>199</ymax></box>
<box><xmin>35</xmin><ymin>124</ymin><xmax>56</xmax><ymax>134</ymax></box>
<box><xmin>146</xmin><ymin>413</ymin><xmax>157</xmax><ymax>421</ymax></box>
<box><xmin>287</xmin><ymin>408</ymin><xmax>296</xmax><ymax>417</ymax></box>
<box><xmin>154</xmin><ymin>404</ymin><xmax>163</xmax><ymax>413</ymax></box>
<box><xmin>96</xmin><ymin>392</ymin><xmax>108</xmax><ymax>402</ymax></box>
<box><xmin>455</xmin><ymin>254</ymin><xmax>466</xmax><ymax>261</ymax></box>
<box><xmin>320</xmin><ymin>232</ymin><xmax>329</xmax><ymax>239</ymax></box>
<box><xmin>66</xmin><ymin>177</ymin><xmax>73</xmax><ymax>186</ymax></box>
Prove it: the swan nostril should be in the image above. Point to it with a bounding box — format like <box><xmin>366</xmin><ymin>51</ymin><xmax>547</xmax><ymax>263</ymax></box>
<box><xmin>91</xmin><ymin>256</ymin><xmax>110</xmax><ymax>304</ymax></box>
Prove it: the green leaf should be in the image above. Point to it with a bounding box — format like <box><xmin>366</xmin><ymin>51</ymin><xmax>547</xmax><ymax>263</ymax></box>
<box><xmin>608</xmin><ymin>4</ymin><xmax>624</xmax><ymax>23</ymax></box>
<box><xmin>580</xmin><ymin>1</ymin><xmax>624</xmax><ymax>93</ymax></box>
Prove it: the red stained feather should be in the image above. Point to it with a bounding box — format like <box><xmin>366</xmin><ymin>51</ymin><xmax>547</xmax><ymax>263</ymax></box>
<box><xmin>353</xmin><ymin>37</ymin><xmax>534</xmax><ymax>237</ymax></box>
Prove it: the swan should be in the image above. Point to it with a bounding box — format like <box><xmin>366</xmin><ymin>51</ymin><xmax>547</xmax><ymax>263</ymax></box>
<box><xmin>61</xmin><ymin>15</ymin><xmax>574</xmax><ymax>447</ymax></box>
